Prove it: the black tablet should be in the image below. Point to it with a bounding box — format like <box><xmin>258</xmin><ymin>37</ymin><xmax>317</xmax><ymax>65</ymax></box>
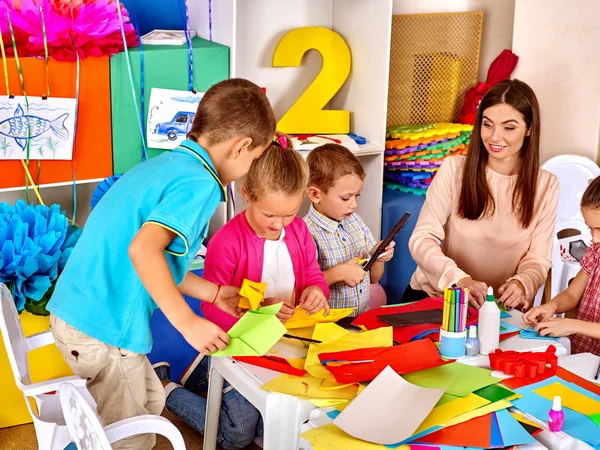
<box><xmin>362</xmin><ymin>211</ymin><xmax>412</xmax><ymax>272</ymax></box>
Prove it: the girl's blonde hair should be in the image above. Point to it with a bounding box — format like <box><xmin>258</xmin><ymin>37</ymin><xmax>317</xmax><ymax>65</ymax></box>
<box><xmin>243</xmin><ymin>133</ymin><xmax>308</xmax><ymax>201</ymax></box>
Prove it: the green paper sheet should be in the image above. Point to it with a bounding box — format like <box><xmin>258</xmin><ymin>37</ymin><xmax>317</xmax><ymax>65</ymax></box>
<box><xmin>473</xmin><ymin>384</ymin><xmax>515</xmax><ymax>403</ymax></box>
<box><xmin>402</xmin><ymin>362</ymin><xmax>502</xmax><ymax>397</ymax></box>
<box><xmin>111</xmin><ymin>37</ymin><xmax>229</xmax><ymax>174</ymax></box>
<box><xmin>212</xmin><ymin>303</ymin><xmax>286</xmax><ymax>356</ymax></box>
<box><xmin>590</xmin><ymin>413</ymin><xmax>600</xmax><ymax>426</ymax></box>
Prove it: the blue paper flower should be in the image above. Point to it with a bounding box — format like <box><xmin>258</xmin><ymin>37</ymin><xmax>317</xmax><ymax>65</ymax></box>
<box><xmin>0</xmin><ymin>200</ymin><xmax>81</xmax><ymax>313</ymax></box>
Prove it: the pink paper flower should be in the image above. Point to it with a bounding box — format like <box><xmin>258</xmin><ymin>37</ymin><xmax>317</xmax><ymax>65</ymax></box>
<box><xmin>0</xmin><ymin>0</ymin><xmax>138</xmax><ymax>61</ymax></box>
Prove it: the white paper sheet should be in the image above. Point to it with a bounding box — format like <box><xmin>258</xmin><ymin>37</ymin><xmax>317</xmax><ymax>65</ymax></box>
<box><xmin>333</xmin><ymin>365</ymin><xmax>447</xmax><ymax>445</ymax></box>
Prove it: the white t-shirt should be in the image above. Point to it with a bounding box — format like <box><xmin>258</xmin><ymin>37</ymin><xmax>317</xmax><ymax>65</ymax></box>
<box><xmin>262</xmin><ymin>228</ymin><xmax>296</xmax><ymax>303</ymax></box>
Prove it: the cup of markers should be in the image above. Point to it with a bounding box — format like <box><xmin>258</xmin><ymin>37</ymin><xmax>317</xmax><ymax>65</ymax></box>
<box><xmin>439</xmin><ymin>287</ymin><xmax>470</xmax><ymax>358</ymax></box>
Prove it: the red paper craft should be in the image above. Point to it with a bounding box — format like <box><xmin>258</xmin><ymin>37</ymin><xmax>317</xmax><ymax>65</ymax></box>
<box><xmin>317</xmin><ymin>339</ymin><xmax>451</xmax><ymax>384</ymax></box>
<box><xmin>489</xmin><ymin>346</ymin><xmax>558</xmax><ymax>379</ymax></box>
<box><xmin>352</xmin><ymin>297</ymin><xmax>479</xmax><ymax>344</ymax></box>
<box><xmin>233</xmin><ymin>355</ymin><xmax>307</xmax><ymax>377</ymax></box>
<box><xmin>415</xmin><ymin>412</ymin><xmax>493</xmax><ymax>448</ymax></box>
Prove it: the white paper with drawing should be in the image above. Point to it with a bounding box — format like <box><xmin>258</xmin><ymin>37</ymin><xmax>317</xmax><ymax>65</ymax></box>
<box><xmin>147</xmin><ymin>88</ymin><xmax>204</xmax><ymax>150</ymax></box>
<box><xmin>0</xmin><ymin>96</ymin><xmax>76</xmax><ymax>160</ymax></box>
<box><xmin>333</xmin><ymin>366</ymin><xmax>448</xmax><ymax>445</ymax></box>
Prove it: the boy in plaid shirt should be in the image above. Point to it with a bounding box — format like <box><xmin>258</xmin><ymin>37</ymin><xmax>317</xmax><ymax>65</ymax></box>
<box><xmin>524</xmin><ymin>176</ymin><xmax>600</xmax><ymax>355</ymax></box>
<box><xmin>304</xmin><ymin>144</ymin><xmax>395</xmax><ymax>316</ymax></box>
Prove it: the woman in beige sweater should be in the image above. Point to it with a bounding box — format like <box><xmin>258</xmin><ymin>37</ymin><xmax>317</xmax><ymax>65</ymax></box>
<box><xmin>406</xmin><ymin>79</ymin><xmax>558</xmax><ymax>311</ymax></box>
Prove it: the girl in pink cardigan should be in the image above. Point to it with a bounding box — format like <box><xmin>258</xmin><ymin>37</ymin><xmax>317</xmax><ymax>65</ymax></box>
<box><xmin>152</xmin><ymin>134</ymin><xmax>329</xmax><ymax>450</ymax></box>
<box><xmin>201</xmin><ymin>133</ymin><xmax>330</xmax><ymax>329</ymax></box>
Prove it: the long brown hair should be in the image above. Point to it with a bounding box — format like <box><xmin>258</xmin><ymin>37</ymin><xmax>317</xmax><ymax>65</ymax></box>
<box><xmin>458</xmin><ymin>79</ymin><xmax>541</xmax><ymax>228</ymax></box>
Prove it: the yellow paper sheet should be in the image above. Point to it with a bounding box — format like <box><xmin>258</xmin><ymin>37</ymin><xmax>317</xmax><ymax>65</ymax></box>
<box><xmin>443</xmin><ymin>399</ymin><xmax>511</xmax><ymax>427</ymax></box>
<box><xmin>510</xmin><ymin>412</ymin><xmax>543</xmax><ymax>428</ymax></box>
<box><xmin>238</xmin><ymin>279</ymin><xmax>266</xmax><ymax>310</ymax></box>
<box><xmin>311</xmin><ymin>399</ymin><xmax>350</xmax><ymax>408</ymax></box>
<box><xmin>534</xmin><ymin>382</ymin><xmax>600</xmax><ymax>416</ymax></box>
<box><xmin>300</xmin><ymin>423</ymin><xmax>388</xmax><ymax>450</ymax></box>
<box><xmin>285</xmin><ymin>307</ymin><xmax>355</xmax><ymax>329</ymax></box>
<box><xmin>415</xmin><ymin>393</ymin><xmax>490</xmax><ymax>434</ymax></box>
<box><xmin>261</xmin><ymin>373</ymin><xmax>358</xmax><ymax>400</ymax></box>
<box><xmin>305</xmin><ymin>323</ymin><xmax>393</xmax><ymax>379</ymax></box>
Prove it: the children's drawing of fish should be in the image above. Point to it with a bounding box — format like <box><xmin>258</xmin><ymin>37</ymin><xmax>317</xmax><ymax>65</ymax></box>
<box><xmin>0</xmin><ymin>104</ymin><xmax>69</xmax><ymax>151</ymax></box>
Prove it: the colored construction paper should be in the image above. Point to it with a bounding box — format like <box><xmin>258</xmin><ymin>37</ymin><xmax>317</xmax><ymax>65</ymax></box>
<box><xmin>300</xmin><ymin>423</ymin><xmax>386</xmax><ymax>450</ymax></box>
<box><xmin>352</xmin><ymin>297</ymin><xmax>479</xmax><ymax>344</ymax></box>
<box><xmin>414</xmin><ymin>394</ymin><xmax>490</xmax><ymax>436</ymax></box>
<box><xmin>238</xmin><ymin>279</ymin><xmax>266</xmax><ymax>310</ymax></box>
<box><xmin>285</xmin><ymin>307</ymin><xmax>355</xmax><ymax>329</ymax></box>
<box><xmin>305</xmin><ymin>323</ymin><xmax>393</xmax><ymax>379</ymax></box>
<box><xmin>261</xmin><ymin>373</ymin><xmax>359</xmax><ymax>401</ymax></box>
<box><xmin>501</xmin><ymin>311</ymin><xmax>511</xmax><ymax>319</ymax></box>
<box><xmin>233</xmin><ymin>355</ymin><xmax>306</xmax><ymax>376</ymax></box>
<box><xmin>519</xmin><ymin>329</ymin><xmax>559</xmax><ymax>340</ymax></box>
<box><xmin>473</xmin><ymin>384</ymin><xmax>515</xmax><ymax>403</ymax></box>
<box><xmin>590</xmin><ymin>413</ymin><xmax>600</xmax><ymax>427</ymax></box>
<box><xmin>490</xmin><ymin>412</ymin><xmax>503</xmax><ymax>447</ymax></box>
<box><xmin>499</xmin><ymin>320</ymin><xmax>521</xmax><ymax>333</ymax></box>
<box><xmin>318</xmin><ymin>338</ymin><xmax>451</xmax><ymax>384</ymax></box>
<box><xmin>212</xmin><ymin>303</ymin><xmax>286</xmax><ymax>356</ymax></box>
<box><xmin>512</xmin><ymin>376</ymin><xmax>600</xmax><ymax>445</ymax></box>
<box><xmin>495</xmin><ymin>409</ymin><xmax>537</xmax><ymax>447</ymax></box>
<box><xmin>377</xmin><ymin>310</ymin><xmax>443</xmax><ymax>326</ymax></box>
<box><xmin>402</xmin><ymin>362</ymin><xmax>501</xmax><ymax>397</ymax></box>
<box><xmin>334</xmin><ymin>366</ymin><xmax>448</xmax><ymax>445</ymax></box>
<box><xmin>534</xmin><ymin>381</ymin><xmax>600</xmax><ymax>416</ymax></box>
<box><xmin>415</xmin><ymin>413</ymin><xmax>492</xmax><ymax>448</ymax></box>
<box><xmin>443</xmin><ymin>400</ymin><xmax>511</xmax><ymax>427</ymax></box>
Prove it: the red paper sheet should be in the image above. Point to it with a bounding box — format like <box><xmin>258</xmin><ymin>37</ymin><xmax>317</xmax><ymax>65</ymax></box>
<box><xmin>352</xmin><ymin>297</ymin><xmax>479</xmax><ymax>344</ymax></box>
<box><xmin>317</xmin><ymin>339</ymin><xmax>452</xmax><ymax>384</ymax></box>
<box><xmin>415</xmin><ymin>412</ymin><xmax>493</xmax><ymax>448</ymax></box>
<box><xmin>233</xmin><ymin>355</ymin><xmax>306</xmax><ymax>377</ymax></box>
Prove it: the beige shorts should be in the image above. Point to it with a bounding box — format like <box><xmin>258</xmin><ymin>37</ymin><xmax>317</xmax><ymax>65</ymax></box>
<box><xmin>50</xmin><ymin>313</ymin><xmax>165</xmax><ymax>450</ymax></box>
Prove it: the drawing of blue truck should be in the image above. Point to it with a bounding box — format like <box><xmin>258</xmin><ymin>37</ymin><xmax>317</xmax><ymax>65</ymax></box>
<box><xmin>153</xmin><ymin>111</ymin><xmax>195</xmax><ymax>141</ymax></box>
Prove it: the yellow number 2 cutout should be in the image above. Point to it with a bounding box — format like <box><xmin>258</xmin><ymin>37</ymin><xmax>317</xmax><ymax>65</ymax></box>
<box><xmin>272</xmin><ymin>27</ymin><xmax>351</xmax><ymax>134</ymax></box>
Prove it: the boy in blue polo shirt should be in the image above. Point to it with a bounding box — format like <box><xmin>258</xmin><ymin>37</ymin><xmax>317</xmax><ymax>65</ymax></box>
<box><xmin>47</xmin><ymin>78</ymin><xmax>276</xmax><ymax>450</ymax></box>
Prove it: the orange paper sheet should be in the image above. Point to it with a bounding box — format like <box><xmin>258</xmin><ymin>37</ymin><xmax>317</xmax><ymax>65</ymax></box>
<box><xmin>415</xmin><ymin>412</ymin><xmax>492</xmax><ymax>448</ymax></box>
<box><xmin>0</xmin><ymin>56</ymin><xmax>112</xmax><ymax>188</ymax></box>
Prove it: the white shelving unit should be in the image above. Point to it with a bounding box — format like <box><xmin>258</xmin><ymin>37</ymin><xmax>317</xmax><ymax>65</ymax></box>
<box><xmin>191</xmin><ymin>0</ymin><xmax>393</xmax><ymax>239</ymax></box>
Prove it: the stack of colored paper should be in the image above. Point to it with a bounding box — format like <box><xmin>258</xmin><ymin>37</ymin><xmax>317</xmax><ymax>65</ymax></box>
<box><xmin>384</xmin><ymin>123</ymin><xmax>473</xmax><ymax>196</ymax></box>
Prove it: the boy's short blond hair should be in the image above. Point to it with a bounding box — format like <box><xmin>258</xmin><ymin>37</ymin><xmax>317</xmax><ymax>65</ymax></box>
<box><xmin>307</xmin><ymin>144</ymin><xmax>366</xmax><ymax>192</ymax></box>
<box><xmin>188</xmin><ymin>78</ymin><xmax>276</xmax><ymax>149</ymax></box>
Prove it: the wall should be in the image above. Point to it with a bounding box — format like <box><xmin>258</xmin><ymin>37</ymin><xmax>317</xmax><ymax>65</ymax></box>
<box><xmin>512</xmin><ymin>0</ymin><xmax>600</xmax><ymax>163</ymax></box>
<box><xmin>392</xmin><ymin>0</ymin><xmax>516</xmax><ymax>82</ymax></box>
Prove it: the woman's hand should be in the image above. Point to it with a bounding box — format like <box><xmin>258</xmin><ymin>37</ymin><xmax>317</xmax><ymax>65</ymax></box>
<box><xmin>498</xmin><ymin>280</ymin><xmax>528</xmax><ymax>311</ymax></box>
<box><xmin>456</xmin><ymin>277</ymin><xmax>488</xmax><ymax>308</ymax></box>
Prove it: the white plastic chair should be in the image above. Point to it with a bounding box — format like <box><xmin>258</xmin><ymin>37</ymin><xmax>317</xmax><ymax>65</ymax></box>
<box><xmin>0</xmin><ymin>282</ymin><xmax>95</xmax><ymax>450</ymax></box>
<box><xmin>533</xmin><ymin>155</ymin><xmax>600</xmax><ymax>307</ymax></box>
<box><xmin>204</xmin><ymin>356</ymin><xmax>316</xmax><ymax>450</ymax></box>
<box><xmin>59</xmin><ymin>382</ymin><xmax>186</xmax><ymax>450</ymax></box>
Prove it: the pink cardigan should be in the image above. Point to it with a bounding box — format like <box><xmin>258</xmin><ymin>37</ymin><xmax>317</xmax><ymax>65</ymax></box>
<box><xmin>201</xmin><ymin>211</ymin><xmax>330</xmax><ymax>331</ymax></box>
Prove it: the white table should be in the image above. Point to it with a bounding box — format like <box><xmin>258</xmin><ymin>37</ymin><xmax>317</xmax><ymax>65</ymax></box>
<box><xmin>204</xmin><ymin>310</ymin><xmax>571</xmax><ymax>450</ymax></box>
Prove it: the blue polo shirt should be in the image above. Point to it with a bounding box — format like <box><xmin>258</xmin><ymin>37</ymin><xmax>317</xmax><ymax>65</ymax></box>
<box><xmin>47</xmin><ymin>140</ymin><xmax>226</xmax><ymax>354</ymax></box>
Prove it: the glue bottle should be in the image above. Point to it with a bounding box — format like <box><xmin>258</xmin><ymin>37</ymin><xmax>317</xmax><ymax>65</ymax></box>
<box><xmin>465</xmin><ymin>325</ymin><xmax>480</xmax><ymax>356</ymax></box>
<box><xmin>548</xmin><ymin>396</ymin><xmax>564</xmax><ymax>432</ymax></box>
<box><xmin>478</xmin><ymin>286</ymin><xmax>500</xmax><ymax>355</ymax></box>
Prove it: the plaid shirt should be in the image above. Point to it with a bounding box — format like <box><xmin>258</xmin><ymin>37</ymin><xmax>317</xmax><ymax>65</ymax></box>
<box><xmin>571</xmin><ymin>244</ymin><xmax>600</xmax><ymax>356</ymax></box>
<box><xmin>304</xmin><ymin>204</ymin><xmax>377</xmax><ymax>316</ymax></box>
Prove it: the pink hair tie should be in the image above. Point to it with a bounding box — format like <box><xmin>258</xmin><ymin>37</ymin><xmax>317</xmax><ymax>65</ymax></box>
<box><xmin>276</xmin><ymin>132</ymin><xmax>288</xmax><ymax>149</ymax></box>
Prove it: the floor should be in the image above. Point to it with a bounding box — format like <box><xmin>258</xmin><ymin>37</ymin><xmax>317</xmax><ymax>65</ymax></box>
<box><xmin>0</xmin><ymin>409</ymin><xmax>262</xmax><ymax>450</ymax></box>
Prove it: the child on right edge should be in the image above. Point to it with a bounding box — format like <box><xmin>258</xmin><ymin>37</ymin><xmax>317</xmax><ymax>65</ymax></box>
<box><xmin>304</xmin><ymin>144</ymin><xmax>395</xmax><ymax>316</ymax></box>
<box><xmin>523</xmin><ymin>176</ymin><xmax>600</xmax><ymax>356</ymax></box>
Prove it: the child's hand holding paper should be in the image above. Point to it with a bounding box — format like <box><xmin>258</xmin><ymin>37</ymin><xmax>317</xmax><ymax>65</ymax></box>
<box><xmin>262</xmin><ymin>297</ymin><xmax>295</xmax><ymax>323</ymax></box>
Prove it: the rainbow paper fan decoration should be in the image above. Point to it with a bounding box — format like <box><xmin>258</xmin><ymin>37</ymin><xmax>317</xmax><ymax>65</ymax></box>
<box><xmin>384</xmin><ymin>123</ymin><xmax>473</xmax><ymax>196</ymax></box>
